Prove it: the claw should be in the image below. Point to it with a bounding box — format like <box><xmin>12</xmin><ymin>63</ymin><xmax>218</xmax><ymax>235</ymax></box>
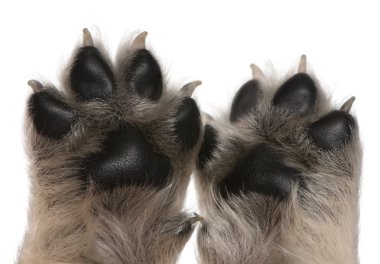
<box><xmin>131</xmin><ymin>31</ymin><xmax>148</xmax><ymax>50</ymax></box>
<box><xmin>28</xmin><ymin>80</ymin><xmax>43</xmax><ymax>93</ymax></box>
<box><xmin>174</xmin><ymin>213</ymin><xmax>203</xmax><ymax>236</ymax></box>
<box><xmin>298</xmin><ymin>54</ymin><xmax>307</xmax><ymax>73</ymax></box>
<box><xmin>340</xmin><ymin>96</ymin><xmax>356</xmax><ymax>113</ymax></box>
<box><xmin>250</xmin><ymin>64</ymin><xmax>265</xmax><ymax>81</ymax></box>
<box><xmin>189</xmin><ymin>212</ymin><xmax>204</xmax><ymax>224</ymax></box>
<box><xmin>82</xmin><ymin>28</ymin><xmax>94</xmax><ymax>47</ymax></box>
<box><xmin>181</xmin><ymin>80</ymin><xmax>202</xmax><ymax>97</ymax></box>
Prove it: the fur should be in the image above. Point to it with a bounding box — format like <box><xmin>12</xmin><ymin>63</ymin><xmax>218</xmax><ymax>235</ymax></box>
<box><xmin>18</xmin><ymin>31</ymin><xmax>202</xmax><ymax>264</ymax></box>
<box><xmin>195</xmin><ymin>64</ymin><xmax>362</xmax><ymax>264</ymax></box>
<box><xmin>19</xmin><ymin>29</ymin><xmax>362</xmax><ymax>264</ymax></box>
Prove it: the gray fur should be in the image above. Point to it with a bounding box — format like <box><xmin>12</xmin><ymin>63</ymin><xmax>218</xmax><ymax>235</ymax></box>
<box><xmin>19</xmin><ymin>29</ymin><xmax>362</xmax><ymax>264</ymax></box>
<box><xmin>18</xmin><ymin>31</ymin><xmax>202</xmax><ymax>264</ymax></box>
<box><xmin>195</xmin><ymin>63</ymin><xmax>362</xmax><ymax>264</ymax></box>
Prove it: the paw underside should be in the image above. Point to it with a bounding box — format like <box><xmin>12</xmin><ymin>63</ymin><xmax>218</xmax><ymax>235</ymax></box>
<box><xmin>25</xmin><ymin>27</ymin><xmax>359</xmax><ymax>263</ymax></box>
<box><xmin>197</xmin><ymin>55</ymin><xmax>357</xmax><ymax>200</ymax></box>
<box><xmin>28</xmin><ymin>29</ymin><xmax>201</xmax><ymax>191</ymax></box>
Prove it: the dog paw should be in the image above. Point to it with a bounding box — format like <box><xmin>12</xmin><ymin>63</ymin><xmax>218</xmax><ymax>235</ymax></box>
<box><xmin>195</xmin><ymin>56</ymin><xmax>361</xmax><ymax>264</ymax></box>
<box><xmin>21</xmin><ymin>29</ymin><xmax>202</xmax><ymax>264</ymax></box>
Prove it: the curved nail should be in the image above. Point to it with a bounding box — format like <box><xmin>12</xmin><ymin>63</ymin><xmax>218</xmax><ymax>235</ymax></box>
<box><xmin>298</xmin><ymin>54</ymin><xmax>307</xmax><ymax>73</ymax></box>
<box><xmin>82</xmin><ymin>28</ymin><xmax>94</xmax><ymax>47</ymax></box>
<box><xmin>28</xmin><ymin>80</ymin><xmax>43</xmax><ymax>93</ymax></box>
<box><xmin>340</xmin><ymin>96</ymin><xmax>356</xmax><ymax>113</ymax></box>
<box><xmin>181</xmin><ymin>80</ymin><xmax>202</xmax><ymax>97</ymax></box>
<box><xmin>131</xmin><ymin>31</ymin><xmax>148</xmax><ymax>50</ymax></box>
<box><xmin>250</xmin><ymin>63</ymin><xmax>265</xmax><ymax>81</ymax></box>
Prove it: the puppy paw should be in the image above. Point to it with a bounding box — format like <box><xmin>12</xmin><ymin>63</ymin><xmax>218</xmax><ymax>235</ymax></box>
<box><xmin>195</xmin><ymin>56</ymin><xmax>361</xmax><ymax>264</ymax></box>
<box><xmin>20</xmin><ymin>29</ymin><xmax>202</xmax><ymax>264</ymax></box>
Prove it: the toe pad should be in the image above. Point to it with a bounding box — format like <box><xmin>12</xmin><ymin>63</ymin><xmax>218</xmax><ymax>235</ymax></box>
<box><xmin>309</xmin><ymin>110</ymin><xmax>356</xmax><ymax>150</ymax></box>
<box><xmin>29</xmin><ymin>91</ymin><xmax>75</xmax><ymax>139</ymax></box>
<box><xmin>272</xmin><ymin>73</ymin><xmax>317</xmax><ymax>115</ymax></box>
<box><xmin>70</xmin><ymin>47</ymin><xmax>115</xmax><ymax>101</ymax></box>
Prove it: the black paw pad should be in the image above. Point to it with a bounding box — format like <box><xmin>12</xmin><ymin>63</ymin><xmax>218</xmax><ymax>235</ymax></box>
<box><xmin>230</xmin><ymin>80</ymin><xmax>261</xmax><ymax>122</ymax></box>
<box><xmin>84</xmin><ymin>124</ymin><xmax>171</xmax><ymax>190</ymax></box>
<box><xmin>174</xmin><ymin>98</ymin><xmax>201</xmax><ymax>150</ymax></box>
<box><xmin>219</xmin><ymin>143</ymin><xmax>302</xmax><ymax>199</ymax></box>
<box><xmin>197</xmin><ymin>125</ymin><xmax>218</xmax><ymax>169</ymax></box>
<box><xmin>70</xmin><ymin>47</ymin><xmax>115</xmax><ymax>100</ymax></box>
<box><xmin>272</xmin><ymin>73</ymin><xmax>317</xmax><ymax>115</ymax></box>
<box><xmin>309</xmin><ymin>110</ymin><xmax>356</xmax><ymax>150</ymax></box>
<box><xmin>29</xmin><ymin>91</ymin><xmax>75</xmax><ymax>139</ymax></box>
<box><xmin>125</xmin><ymin>49</ymin><xmax>163</xmax><ymax>101</ymax></box>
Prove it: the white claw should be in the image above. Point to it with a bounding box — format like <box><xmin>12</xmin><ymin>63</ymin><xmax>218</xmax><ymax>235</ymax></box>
<box><xmin>298</xmin><ymin>54</ymin><xmax>307</xmax><ymax>73</ymax></box>
<box><xmin>250</xmin><ymin>64</ymin><xmax>265</xmax><ymax>81</ymax></box>
<box><xmin>82</xmin><ymin>28</ymin><xmax>94</xmax><ymax>47</ymax></box>
<box><xmin>181</xmin><ymin>80</ymin><xmax>202</xmax><ymax>97</ymax></box>
<box><xmin>28</xmin><ymin>80</ymin><xmax>43</xmax><ymax>93</ymax></box>
<box><xmin>131</xmin><ymin>31</ymin><xmax>148</xmax><ymax>50</ymax></box>
<box><xmin>340</xmin><ymin>96</ymin><xmax>356</xmax><ymax>113</ymax></box>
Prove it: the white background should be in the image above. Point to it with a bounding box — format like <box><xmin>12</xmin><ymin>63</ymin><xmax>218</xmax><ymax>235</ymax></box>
<box><xmin>0</xmin><ymin>1</ymin><xmax>379</xmax><ymax>263</ymax></box>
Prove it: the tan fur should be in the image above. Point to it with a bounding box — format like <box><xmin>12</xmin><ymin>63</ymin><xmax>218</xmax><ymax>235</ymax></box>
<box><xmin>195</xmin><ymin>65</ymin><xmax>362</xmax><ymax>264</ymax></box>
<box><xmin>18</xmin><ymin>31</ymin><xmax>202</xmax><ymax>264</ymax></box>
